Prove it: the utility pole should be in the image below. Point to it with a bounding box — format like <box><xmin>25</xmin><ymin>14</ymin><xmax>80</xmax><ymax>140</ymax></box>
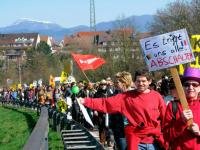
<box><xmin>90</xmin><ymin>0</ymin><xmax>98</xmax><ymax>54</ymax></box>
<box><xmin>90</xmin><ymin>0</ymin><xmax>96</xmax><ymax>33</ymax></box>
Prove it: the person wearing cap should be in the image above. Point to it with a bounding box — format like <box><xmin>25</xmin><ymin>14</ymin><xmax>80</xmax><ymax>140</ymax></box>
<box><xmin>79</xmin><ymin>69</ymin><xmax>166</xmax><ymax>150</ymax></box>
<box><xmin>163</xmin><ymin>67</ymin><xmax>200</xmax><ymax>150</ymax></box>
<box><xmin>92</xmin><ymin>79</ymin><xmax>114</xmax><ymax>146</ymax></box>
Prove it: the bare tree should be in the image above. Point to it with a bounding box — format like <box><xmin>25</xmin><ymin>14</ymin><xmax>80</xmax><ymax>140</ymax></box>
<box><xmin>150</xmin><ymin>0</ymin><xmax>192</xmax><ymax>35</ymax></box>
<box><xmin>189</xmin><ymin>0</ymin><xmax>200</xmax><ymax>34</ymax></box>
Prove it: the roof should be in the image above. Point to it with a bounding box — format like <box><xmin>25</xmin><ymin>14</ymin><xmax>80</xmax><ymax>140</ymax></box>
<box><xmin>40</xmin><ymin>35</ymin><xmax>49</xmax><ymax>42</ymax></box>
<box><xmin>63</xmin><ymin>36</ymin><xmax>74</xmax><ymax>46</ymax></box>
<box><xmin>76</xmin><ymin>31</ymin><xmax>103</xmax><ymax>37</ymax></box>
<box><xmin>0</xmin><ymin>33</ymin><xmax>39</xmax><ymax>40</ymax></box>
<box><xmin>136</xmin><ymin>32</ymin><xmax>154</xmax><ymax>39</ymax></box>
<box><xmin>0</xmin><ymin>33</ymin><xmax>39</xmax><ymax>49</ymax></box>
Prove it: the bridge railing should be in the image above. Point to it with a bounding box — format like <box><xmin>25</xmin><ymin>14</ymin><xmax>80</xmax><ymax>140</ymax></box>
<box><xmin>23</xmin><ymin>106</ymin><xmax>49</xmax><ymax>150</ymax></box>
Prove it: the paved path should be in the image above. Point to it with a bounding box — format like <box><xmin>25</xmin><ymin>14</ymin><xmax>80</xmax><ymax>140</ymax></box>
<box><xmin>89</xmin><ymin>128</ymin><xmax>114</xmax><ymax>150</ymax></box>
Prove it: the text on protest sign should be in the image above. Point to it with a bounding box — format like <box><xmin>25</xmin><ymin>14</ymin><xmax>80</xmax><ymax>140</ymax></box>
<box><xmin>140</xmin><ymin>29</ymin><xmax>195</xmax><ymax>71</ymax></box>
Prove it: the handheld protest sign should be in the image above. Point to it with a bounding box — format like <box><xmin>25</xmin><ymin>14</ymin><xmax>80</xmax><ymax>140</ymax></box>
<box><xmin>140</xmin><ymin>29</ymin><xmax>195</xmax><ymax>126</ymax></box>
<box><xmin>76</xmin><ymin>98</ymin><xmax>94</xmax><ymax>127</ymax></box>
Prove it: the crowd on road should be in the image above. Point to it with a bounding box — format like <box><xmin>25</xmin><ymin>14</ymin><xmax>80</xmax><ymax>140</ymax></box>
<box><xmin>0</xmin><ymin>67</ymin><xmax>200</xmax><ymax>150</ymax></box>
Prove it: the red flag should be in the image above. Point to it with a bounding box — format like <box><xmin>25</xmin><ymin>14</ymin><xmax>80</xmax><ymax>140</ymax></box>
<box><xmin>71</xmin><ymin>53</ymin><xmax>106</xmax><ymax>71</ymax></box>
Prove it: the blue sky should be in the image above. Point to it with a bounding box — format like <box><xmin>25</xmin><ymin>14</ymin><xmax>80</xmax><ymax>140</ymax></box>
<box><xmin>0</xmin><ymin>0</ymin><xmax>176</xmax><ymax>28</ymax></box>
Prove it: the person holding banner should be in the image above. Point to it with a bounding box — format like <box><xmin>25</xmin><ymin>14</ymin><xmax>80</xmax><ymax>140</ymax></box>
<box><xmin>79</xmin><ymin>69</ymin><xmax>166</xmax><ymax>150</ymax></box>
<box><xmin>163</xmin><ymin>67</ymin><xmax>200</xmax><ymax>150</ymax></box>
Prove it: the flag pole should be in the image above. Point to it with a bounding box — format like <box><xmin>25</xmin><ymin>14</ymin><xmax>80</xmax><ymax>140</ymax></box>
<box><xmin>81</xmin><ymin>70</ymin><xmax>90</xmax><ymax>82</ymax></box>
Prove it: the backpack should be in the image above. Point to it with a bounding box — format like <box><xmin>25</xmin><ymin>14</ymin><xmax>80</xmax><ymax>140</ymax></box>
<box><xmin>172</xmin><ymin>101</ymin><xmax>178</xmax><ymax>120</ymax></box>
<box><xmin>169</xmin><ymin>101</ymin><xmax>178</xmax><ymax>150</ymax></box>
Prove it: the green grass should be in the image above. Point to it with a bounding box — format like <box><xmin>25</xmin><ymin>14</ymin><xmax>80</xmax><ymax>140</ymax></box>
<box><xmin>0</xmin><ymin>105</ymin><xmax>64</xmax><ymax>150</ymax></box>
<box><xmin>48</xmin><ymin>128</ymin><xmax>64</xmax><ymax>150</ymax></box>
<box><xmin>0</xmin><ymin>106</ymin><xmax>38</xmax><ymax>150</ymax></box>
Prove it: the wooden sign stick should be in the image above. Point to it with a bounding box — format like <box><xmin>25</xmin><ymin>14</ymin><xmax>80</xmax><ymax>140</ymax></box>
<box><xmin>170</xmin><ymin>67</ymin><xmax>193</xmax><ymax>126</ymax></box>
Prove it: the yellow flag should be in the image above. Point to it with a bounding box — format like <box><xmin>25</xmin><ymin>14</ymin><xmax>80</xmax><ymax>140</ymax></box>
<box><xmin>49</xmin><ymin>75</ymin><xmax>55</xmax><ymax>87</ymax></box>
<box><xmin>179</xmin><ymin>64</ymin><xmax>184</xmax><ymax>75</ymax></box>
<box><xmin>18</xmin><ymin>84</ymin><xmax>22</xmax><ymax>89</ymax></box>
<box><xmin>60</xmin><ymin>71</ymin><xmax>68</xmax><ymax>83</ymax></box>
<box><xmin>29</xmin><ymin>83</ymin><xmax>33</xmax><ymax>89</ymax></box>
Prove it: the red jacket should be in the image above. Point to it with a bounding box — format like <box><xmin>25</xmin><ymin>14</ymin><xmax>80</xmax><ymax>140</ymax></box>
<box><xmin>84</xmin><ymin>90</ymin><xmax>166</xmax><ymax>148</ymax></box>
<box><xmin>163</xmin><ymin>99</ymin><xmax>200</xmax><ymax>150</ymax></box>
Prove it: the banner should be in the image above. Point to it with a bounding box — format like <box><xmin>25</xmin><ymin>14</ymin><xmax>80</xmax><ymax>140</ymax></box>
<box><xmin>179</xmin><ymin>34</ymin><xmax>200</xmax><ymax>74</ymax></box>
<box><xmin>190</xmin><ymin>35</ymin><xmax>200</xmax><ymax>68</ymax></box>
<box><xmin>71</xmin><ymin>53</ymin><xmax>105</xmax><ymax>71</ymax></box>
<box><xmin>140</xmin><ymin>29</ymin><xmax>195</xmax><ymax>71</ymax></box>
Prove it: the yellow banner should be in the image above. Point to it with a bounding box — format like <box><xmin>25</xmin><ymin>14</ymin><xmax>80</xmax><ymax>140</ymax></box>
<box><xmin>190</xmin><ymin>35</ymin><xmax>200</xmax><ymax>52</ymax></box>
<box><xmin>179</xmin><ymin>35</ymin><xmax>200</xmax><ymax>74</ymax></box>
<box><xmin>60</xmin><ymin>71</ymin><xmax>68</xmax><ymax>83</ymax></box>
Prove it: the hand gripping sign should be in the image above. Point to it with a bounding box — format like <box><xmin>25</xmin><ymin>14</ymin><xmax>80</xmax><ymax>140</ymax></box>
<box><xmin>140</xmin><ymin>29</ymin><xmax>195</xmax><ymax>126</ymax></box>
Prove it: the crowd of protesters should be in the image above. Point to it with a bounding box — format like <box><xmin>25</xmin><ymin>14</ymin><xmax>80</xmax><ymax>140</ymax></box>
<box><xmin>0</xmin><ymin>67</ymin><xmax>200</xmax><ymax>150</ymax></box>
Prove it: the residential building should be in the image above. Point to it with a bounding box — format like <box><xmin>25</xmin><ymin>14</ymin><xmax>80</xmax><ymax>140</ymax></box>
<box><xmin>0</xmin><ymin>33</ymin><xmax>40</xmax><ymax>61</ymax></box>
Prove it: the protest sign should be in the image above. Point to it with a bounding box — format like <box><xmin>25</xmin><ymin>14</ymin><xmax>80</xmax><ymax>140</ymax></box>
<box><xmin>77</xmin><ymin>98</ymin><xmax>94</xmax><ymax>127</ymax></box>
<box><xmin>33</xmin><ymin>80</ymin><xmax>37</xmax><ymax>87</ymax></box>
<box><xmin>38</xmin><ymin>79</ymin><xmax>42</xmax><ymax>87</ymax></box>
<box><xmin>140</xmin><ymin>29</ymin><xmax>195</xmax><ymax>126</ymax></box>
<box><xmin>140</xmin><ymin>29</ymin><xmax>195</xmax><ymax>71</ymax></box>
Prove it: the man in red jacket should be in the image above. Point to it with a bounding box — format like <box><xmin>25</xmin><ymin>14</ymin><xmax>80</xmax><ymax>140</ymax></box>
<box><xmin>80</xmin><ymin>69</ymin><xmax>166</xmax><ymax>150</ymax></box>
<box><xmin>163</xmin><ymin>67</ymin><xmax>200</xmax><ymax>150</ymax></box>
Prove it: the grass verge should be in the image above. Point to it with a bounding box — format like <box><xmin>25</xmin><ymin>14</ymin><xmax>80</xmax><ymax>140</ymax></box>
<box><xmin>48</xmin><ymin>128</ymin><xmax>64</xmax><ymax>150</ymax></box>
<box><xmin>0</xmin><ymin>106</ymin><xmax>38</xmax><ymax>150</ymax></box>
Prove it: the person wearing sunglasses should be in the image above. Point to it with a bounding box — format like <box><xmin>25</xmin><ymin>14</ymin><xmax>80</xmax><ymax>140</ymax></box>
<box><xmin>163</xmin><ymin>67</ymin><xmax>200</xmax><ymax>150</ymax></box>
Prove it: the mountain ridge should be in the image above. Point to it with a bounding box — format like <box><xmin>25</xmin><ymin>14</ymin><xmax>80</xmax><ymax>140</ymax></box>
<box><xmin>0</xmin><ymin>15</ymin><xmax>154</xmax><ymax>42</ymax></box>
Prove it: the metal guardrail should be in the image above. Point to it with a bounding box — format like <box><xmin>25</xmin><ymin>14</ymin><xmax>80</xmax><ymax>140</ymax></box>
<box><xmin>23</xmin><ymin>106</ymin><xmax>49</xmax><ymax>150</ymax></box>
<box><xmin>0</xmin><ymin>100</ymin><xmax>48</xmax><ymax>150</ymax></box>
<box><xmin>48</xmin><ymin>108</ymin><xmax>105</xmax><ymax>150</ymax></box>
